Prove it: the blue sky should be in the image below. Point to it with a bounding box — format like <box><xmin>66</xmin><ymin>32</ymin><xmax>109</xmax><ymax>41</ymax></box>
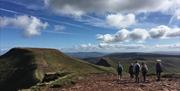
<box><xmin>0</xmin><ymin>0</ymin><xmax>180</xmax><ymax>52</ymax></box>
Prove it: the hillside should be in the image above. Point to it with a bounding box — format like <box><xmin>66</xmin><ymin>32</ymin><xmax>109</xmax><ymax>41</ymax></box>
<box><xmin>0</xmin><ymin>48</ymin><xmax>114</xmax><ymax>90</ymax></box>
<box><xmin>84</xmin><ymin>52</ymin><xmax>180</xmax><ymax>74</ymax></box>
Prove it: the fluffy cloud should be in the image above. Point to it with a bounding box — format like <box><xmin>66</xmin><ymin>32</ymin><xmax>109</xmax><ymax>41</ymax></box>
<box><xmin>0</xmin><ymin>15</ymin><xmax>48</xmax><ymax>37</ymax></box>
<box><xmin>97</xmin><ymin>29</ymin><xmax>129</xmax><ymax>43</ymax></box>
<box><xmin>44</xmin><ymin>0</ymin><xmax>180</xmax><ymax>17</ymax></box>
<box><xmin>97</xmin><ymin>25</ymin><xmax>180</xmax><ymax>43</ymax></box>
<box><xmin>149</xmin><ymin>25</ymin><xmax>180</xmax><ymax>38</ymax></box>
<box><xmin>114</xmin><ymin>29</ymin><xmax>130</xmax><ymax>42</ymax></box>
<box><xmin>149</xmin><ymin>25</ymin><xmax>169</xmax><ymax>38</ymax></box>
<box><xmin>106</xmin><ymin>13</ymin><xmax>136</xmax><ymax>28</ymax></box>
<box><xmin>97</xmin><ymin>28</ymin><xmax>150</xmax><ymax>43</ymax></box>
<box><xmin>129</xmin><ymin>28</ymin><xmax>150</xmax><ymax>41</ymax></box>
<box><xmin>44</xmin><ymin>0</ymin><xmax>180</xmax><ymax>30</ymax></box>
<box><xmin>97</xmin><ymin>34</ymin><xmax>114</xmax><ymax>43</ymax></box>
<box><xmin>166</xmin><ymin>28</ymin><xmax>180</xmax><ymax>37</ymax></box>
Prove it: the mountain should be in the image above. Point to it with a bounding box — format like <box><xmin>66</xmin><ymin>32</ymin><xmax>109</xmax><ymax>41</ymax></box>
<box><xmin>0</xmin><ymin>48</ymin><xmax>113</xmax><ymax>90</ymax></box>
<box><xmin>84</xmin><ymin>52</ymin><xmax>180</xmax><ymax>74</ymax></box>
<box><xmin>96</xmin><ymin>58</ymin><xmax>111</xmax><ymax>67</ymax></box>
<box><xmin>105</xmin><ymin>52</ymin><xmax>180</xmax><ymax>58</ymax></box>
<box><xmin>66</xmin><ymin>52</ymin><xmax>107</xmax><ymax>59</ymax></box>
<box><xmin>153</xmin><ymin>51</ymin><xmax>180</xmax><ymax>55</ymax></box>
<box><xmin>1</xmin><ymin>49</ymin><xmax>179</xmax><ymax>90</ymax></box>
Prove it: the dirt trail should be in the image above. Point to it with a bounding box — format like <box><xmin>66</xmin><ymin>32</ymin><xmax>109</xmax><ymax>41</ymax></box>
<box><xmin>46</xmin><ymin>74</ymin><xmax>180</xmax><ymax>91</ymax></box>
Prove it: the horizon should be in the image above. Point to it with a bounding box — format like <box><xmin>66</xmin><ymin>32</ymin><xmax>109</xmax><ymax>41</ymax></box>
<box><xmin>0</xmin><ymin>0</ymin><xmax>180</xmax><ymax>52</ymax></box>
<box><xmin>1</xmin><ymin>47</ymin><xmax>180</xmax><ymax>56</ymax></box>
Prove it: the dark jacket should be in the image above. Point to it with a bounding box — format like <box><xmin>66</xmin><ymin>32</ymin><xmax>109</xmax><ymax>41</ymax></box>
<box><xmin>128</xmin><ymin>65</ymin><xmax>134</xmax><ymax>74</ymax></box>
<box><xmin>156</xmin><ymin>63</ymin><xmax>162</xmax><ymax>73</ymax></box>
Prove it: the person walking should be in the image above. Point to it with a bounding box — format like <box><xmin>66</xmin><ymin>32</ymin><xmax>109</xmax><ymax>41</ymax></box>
<box><xmin>141</xmin><ymin>62</ymin><xmax>148</xmax><ymax>82</ymax></box>
<box><xmin>128</xmin><ymin>63</ymin><xmax>134</xmax><ymax>80</ymax></box>
<box><xmin>156</xmin><ymin>59</ymin><xmax>163</xmax><ymax>81</ymax></box>
<box><xmin>117</xmin><ymin>62</ymin><xmax>123</xmax><ymax>80</ymax></box>
<box><xmin>133</xmin><ymin>61</ymin><xmax>141</xmax><ymax>83</ymax></box>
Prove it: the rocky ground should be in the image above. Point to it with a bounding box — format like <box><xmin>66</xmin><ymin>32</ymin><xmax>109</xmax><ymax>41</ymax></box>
<box><xmin>44</xmin><ymin>74</ymin><xmax>180</xmax><ymax>91</ymax></box>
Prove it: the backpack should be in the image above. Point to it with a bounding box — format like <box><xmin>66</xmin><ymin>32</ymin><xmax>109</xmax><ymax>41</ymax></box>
<box><xmin>117</xmin><ymin>64</ymin><xmax>123</xmax><ymax>72</ymax></box>
<box><xmin>141</xmin><ymin>65</ymin><xmax>148</xmax><ymax>73</ymax></box>
<box><xmin>129</xmin><ymin>65</ymin><xmax>134</xmax><ymax>74</ymax></box>
<box><xmin>134</xmin><ymin>64</ymin><xmax>140</xmax><ymax>73</ymax></box>
<box><xmin>156</xmin><ymin>63</ymin><xmax>162</xmax><ymax>72</ymax></box>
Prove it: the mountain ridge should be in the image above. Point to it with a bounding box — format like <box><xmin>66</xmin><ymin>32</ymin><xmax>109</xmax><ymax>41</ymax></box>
<box><xmin>0</xmin><ymin>48</ymin><xmax>113</xmax><ymax>90</ymax></box>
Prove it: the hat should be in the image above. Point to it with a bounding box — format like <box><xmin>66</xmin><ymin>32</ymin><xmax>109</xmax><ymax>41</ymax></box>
<box><xmin>156</xmin><ymin>59</ymin><xmax>161</xmax><ymax>62</ymax></box>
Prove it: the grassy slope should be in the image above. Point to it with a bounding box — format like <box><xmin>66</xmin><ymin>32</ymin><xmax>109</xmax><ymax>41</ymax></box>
<box><xmin>0</xmin><ymin>48</ymin><xmax>114</xmax><ymax>90</ymax></box>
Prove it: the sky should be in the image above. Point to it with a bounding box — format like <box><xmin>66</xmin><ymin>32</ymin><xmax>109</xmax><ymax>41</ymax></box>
<box><xmin>0</xmin><ymin>0</ymin><xmax>180</xmax><ymax>52</ymax></box>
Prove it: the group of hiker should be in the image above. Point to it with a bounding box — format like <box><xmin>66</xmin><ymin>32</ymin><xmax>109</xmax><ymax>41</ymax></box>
<box><xmin>117</xmin><ymin>59</ymin><xmax>163</xmax><ymax>83</ymax></box>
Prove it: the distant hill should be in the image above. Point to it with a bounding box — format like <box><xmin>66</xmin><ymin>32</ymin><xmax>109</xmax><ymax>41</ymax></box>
<box><xmin>84</xmin><ymin>52</ymin><xmax>180</xmax><ymax>74</ymax></box>
<box><xmin>105</xmin><ymin>52</ymin><xmax>180</xmax><ymax>58</ymax></box>
<box><xmin>66</xmin><ymin>52</ymin><xmax>107</xmax><ymax>59</ymax></box>
<box><xmin>96</xmin><ymin>58</ymin><xmax>111</xmax><ymax>67</ymax></box>
<box><xmin>0</xmin><ymin>48</ymin><xmax>113</xmax><ymax>90</ymax></box>
<box><xmin>152</xmin><ymin>51</ymin><xmax>180</xmax><ymax>55</ymax></box>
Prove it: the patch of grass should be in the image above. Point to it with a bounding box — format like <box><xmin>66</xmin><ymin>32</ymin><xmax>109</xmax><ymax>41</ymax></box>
<box><xmin>34</xmin><ymin>69</ymin><xmax>44</xmax><ymax>82</ymax></box>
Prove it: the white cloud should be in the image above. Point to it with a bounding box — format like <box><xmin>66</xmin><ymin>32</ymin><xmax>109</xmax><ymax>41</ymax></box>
<box><xmin>155</xmin><ymin>43</ymin><xmax>180</xmax><ymax>49</ymax></box>
<box><xmin>44</xmin><ymin>0</ymin><xmax>180</xmax><ymax>30</ymax></box>
<box><xmin>77</xmin><ymin>15</ymin><xmax>109</xmax><ymax>28</ymax></box>
<box><xmin>106</xmin><ymin>13</ymin><xmax>136</xmax><ymax>28</ymax></box>
<box><xmin>0</xmin><ymin>15</ymin><xmax>48</xmax><ymax>37</ymax></box>
<box><xmin>79</xmin><ymin>43</ymin><xmax>99</xmax><ymax>50</ymax></box>
<box><xmin>97</xmin><ymin>28</ymin><xmax>149</xmax><ymax>43</ymax></box>
<box><xmin>97</xmin><ymin>29</ymin><xmax>130</xmax><ymax>43</ymax></box>
<box><xmin>160</xmin><ymin>0</ymin><xmax>180</xmax><ymax>19</ymax></box>
<box><xmin>97</xmin><ymin>34</ymin><xmax>114</xmax><ymax>43</ymax></box>
<box><xmin>44</xmin><ymin>0</ymin><xmax>180</xmax><ymax>17</ymax></box>
<box><xmin>114</xmin><ymin>29</ymin><xmax>130</xmax><ymax>42</ymax></box>
<box><xmin>62</xmin><ymin>42</ymin><xmax>180</xmax><ymax>52</ymax></box>
<box><xmin>63</xmin><ymin>43</ymin><xmax>100</xmax><ymax>52</ymax></box>
<box><xmin>176</xmin><ymin>9</ymin><xmax>180</xmax><ymax>20</ymax></box>
<box><xmin>149</xmin><ymin>25</ymin><xmax>180</xmax><ymax>38</ymax></box>
<box><xmin>98</xmin><ymin>43</ymin><xmax>146</xmax><ymax>49</ymax></box>
<box><xmin>97</xmin><ymin>25</ymin><xmax>180</xmax><ymax>43</ymax></box>
<box><xmin>62</xmin><ymin>43</ymin><xmax>147</xmax><ymax>52</ymax></box>
<box><xmin>54</xmin><ymin>25</ymin><xmax>65</xmax><ymax>31</ymax></box>
<box><xmin>149</xmin><ymin>25</ymin><xmax>170</xmax><ymax>38</ymax></box>
<box><xmin>129</xmin><ymin>28</ymin><xmax>150</xmax><ymax>41</ymax></box>
<box><xmin>166</xmin><ymin>27</ymin><xmax>180</xmax><ymax>37</ymax></box>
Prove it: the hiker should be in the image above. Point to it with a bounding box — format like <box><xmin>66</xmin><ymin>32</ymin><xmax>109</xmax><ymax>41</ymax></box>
<box><xmin>133</xmin><ymin>61</ymin><xmax>141</xmax><ymax>83</ymax></box>
<box><xmin>117</xmin><ymin>62</ymin><xmax>123</xmax><ymax>80</ymax></box>
<box><xmin>156</xmin><ymin>59</ymin><xmax>163</xmax><ymax>81</ymax></box>
<box><xmin>141</xmin><ymin>62</ymin><xmax>148</xmax><ymax>82</ymax></box>
<box><xmin>128</xmin><ymin>63</ymin><xmax>134</xmax><ymax>80</ymax></box>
